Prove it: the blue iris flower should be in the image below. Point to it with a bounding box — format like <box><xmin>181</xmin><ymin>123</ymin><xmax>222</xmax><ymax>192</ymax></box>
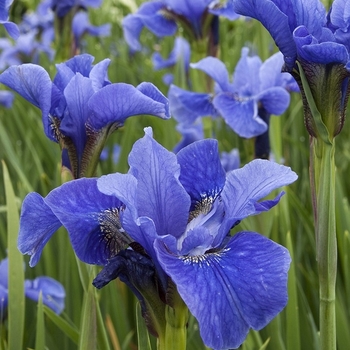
<box><xmin>0</xmin><ymin>257</ymin><xmax>65</xmax><ymax>316</ymax></box>
<box><xmin>169</xmin><ymin>48</ymin><xmax>297</xmax><ymax>138</ymax></box>
<box><xmin>232</xmin><ymin>0</ymin><xmax>350</xmax><ymax>138</ymax></box>
<box><xmin>0</xmin><ymin>54</ymin><xmax>170</xmax><ymax>178</ymax></box>
<box><xmin>0</xmin><ymin>0</ymin><xmax>19</xmax><ymax>39</ymax></box>
<box><xmin>122</xmin><ymin>0</ymin><xmax>239</xmax><ymax>51</ymax></box>
<box><xmin>18</xmin><ymin>128</ymin><xmax>297</xmax><ymax>349</ymax></box>
<box><xmin>232</xmin><ymin>0</ymin><xmax>350</xmax><ymax>71</ymax></box>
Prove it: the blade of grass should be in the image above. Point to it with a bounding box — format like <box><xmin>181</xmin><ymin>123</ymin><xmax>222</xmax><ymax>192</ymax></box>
<box><xmin>35</xmin><ymin>292</ymin><xmax>45</xmax><ymax>350</ymax></box>
<box><xmin>3</xmin><ymin>161</ymin><xmax>25</xmax><ymax>350</ymax></box>
<box><xmin>136</xmin><ymin>302</ymin><xmax>152</xmax><ymax>350</ymax></box>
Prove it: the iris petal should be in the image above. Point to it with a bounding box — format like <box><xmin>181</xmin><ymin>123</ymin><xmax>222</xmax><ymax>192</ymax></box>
<box><xmin>18</xmin><ymin>193</ymin><xmax>62</xmax><ymax>267</ymax></box>
<box><xmin>155</xmin><ymin>231</ymin><xmax>291</xmax><ymax>350</ymax></box>
<box><xmin>177</xmin><ymin>139</ymin><xmax>226</xmax><ymax>206</ymax></box>
<box><xmin>88</xmin><ymin>83</ymin><xmax>169</xmax><ymax>130</ymax></box>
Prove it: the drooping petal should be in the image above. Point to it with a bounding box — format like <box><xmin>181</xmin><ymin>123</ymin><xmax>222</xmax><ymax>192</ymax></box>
<box><xmin>221</xmin><ymin>159</ymin><xmax>298</xmax><ymax>223</ymax></box>
<box><xmin>127</xmin><ymin>128</ymin><xmax>191</xmax><ymax>239</ymax></box>
<box><xmin>257</xmin><ymin>87</ymin><xmax>291</xmax><ymax>115</ymax></box>
<box><xmin>177</xmin><ymin>139</ymin><xmax>226</xmax><ymax>206</ymax></box>
<box><xmin>24</xmin><ymin>277</ymin><xmax>65</xmax><ymax>314</ymax></box>
<box><xmin>45</xmin><ymin>178</ymin><xmax>126</xmax><ymax>265</ymax></box>
<box><xmin>0</xmin><ymin>64</ymin><xmax>52</xmax><ymax>138</ymax></box>
<box><xmin>168</xmin><ymin>85</ymin><xmax>218</xmax><ymax>124</ymax></box>
<box><xmin>88</xmin><ymin>83</ymin><xmax>169</xmax><ymax>131</ymax></box>
<box><xmin>155</xmin><ymin>231</ymin><xmax>291</xmax><ymax>350</ymax></box>
<box><xmin>212</xmin><ymin>93</ymin><xmax>268</xmax><ymax>138</ymax></box>
<box><xmin>18</xmin><ymin>193</ymin><xmax>62</xmax><ymax>267</ymax></box>
<box><xmin>190</xmin><ymin>57</ymin><xmax>231</xmax><ymax>91</ymax></box>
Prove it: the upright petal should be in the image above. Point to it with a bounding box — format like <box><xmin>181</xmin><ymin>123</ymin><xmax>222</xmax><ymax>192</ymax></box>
<box><xmin>127</xmin><ymin>128</ymin><xmax>191</xmax><ymax>239</ymax></box>
<box><xmin>155</xmin><ymin>231</ymin><xmax>291</xmax><ymax>350</ymax></box>
<box><xmin>18</xmin><ymin>193</ymin><xmax>62</xmax><ymax>267</ymax></box>
<box><xmin>177</xmin><ymin>139</ymin><xmax>226</xmax><ymax>206</ymax></box>
<box><xmin>61</xmin><ymin>73</ymin><xmax>95</xmax><ymax>161</ymax></box>
<box><xmin>88</xmin><ymin>83</ymin><xmax>169</xmax><ymax>131</ymax></box>
<box><xmin>190</xmin><ymin>57</ymin><xmax>231</xmax><ymax>91</ymax></box>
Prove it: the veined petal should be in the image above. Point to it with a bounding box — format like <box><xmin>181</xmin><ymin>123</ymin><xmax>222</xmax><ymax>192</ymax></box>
<box><xmin>25</xmin><ymin>277</ymin><xmax>65</xmax><ymax>314</ymax></box>
<box><xmin>0</xmin><ymin>64</ymin><xmax>52</xmax><ymax>138</ymax></box>
<box><xmin>89</xmin><ymin>58</ymin><xmax>111</xmax><ymax>91</ymax></box>
<box><xmin>232</xmin><ymin>0</ymin><xmax>297</xmax><ymax>69</ymax></box>
<box><xmin>61</xmin><ymin>73</ymin><xmax>95</xmax><ymax>162</ymax></box>
<box><xmin>259</xmin><ymin>51</ymin><xmax>285</xmax><ymax>90</ymax></box>
<box><xmin>136</xmin><ymin>82</ymin><xmax>170</xmax><ymax>118</ymax></box>
<box><xmin>294</xmin><ymin>26</ymin><xmax>349</xmax><ymax>64</ymax></box>
<box><xmin>155</xmin><ymin>231</ymin><xmax>291</xmax><ymax>350</ymax></box>
<box><xmin>168</xmin><ymin>85</ymin><xmax>217</xmax><ymax>124</ymax></box>
<box><xmin>127</xmin><ymin>128</ymin><xmax>191</xmax><ymax>238</ymax></box>
<box><xmin>212</xmin><ymin>93</ymin><xmax>267</xmax><ymax>138</ymax></box>
<box><xmin>18</xmin><ymin>193</ymin><xmax>62</xmax><ymax>267</ymax></box>
<box><xmin>190</xmin><ymin>57</ymin><xmax>231</xmax><ymax>91</ymax></box>
<box><xmin>222</xmin><ymin>159</ymin><xmax>298</xmax><ymax>222</ymax></box>
<box><xmin>45</xmin><ymin>178</ymin><xmax>126</xmax><ymax>265</ymax></box>
<box><xmin>3</xmin><ymin>21</ymin><xmax>20</xmax><ymax>39</ymax></box>
<box><xmin>88</xmin><ymin>83</ymin><xmax>169</xmax><ymax>131</ymax></box>
<box><xmin>177</xmin><ymin>139</ymin><xmax>226</xmax><ymax>206</ymax></box>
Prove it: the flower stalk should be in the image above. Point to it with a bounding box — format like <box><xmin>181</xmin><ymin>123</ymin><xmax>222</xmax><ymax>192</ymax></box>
<box><xmin>311</xmin><ymin>138</ymin><xmax>336</xmax><ymax>350</ymax></box>
<box><xmin>297</xmin><ymin>62</ymin><xmax>337</xmax><ymax>350</ymax></box>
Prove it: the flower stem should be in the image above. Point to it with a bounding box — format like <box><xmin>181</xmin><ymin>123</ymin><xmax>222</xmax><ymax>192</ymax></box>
<box><xmin>311</xmin><ymin>137</ymin><xmax>337</xmax><ymax>350</ymax></box>
<box><xmin>158</xmin><ymin>290</ymin><xmax>188</xmax><ymax>350</ymax></box>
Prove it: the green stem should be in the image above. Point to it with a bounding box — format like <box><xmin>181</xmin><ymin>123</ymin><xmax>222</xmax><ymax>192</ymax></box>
<box><xmin>311</xmin><ymin>138</ymin><xmax>337</xmax><ymax>350</ymax></box>
<box><xmin>158</xmin><ymin>291</ymin><xmax>188</xmax><ymax>350</ymax></box>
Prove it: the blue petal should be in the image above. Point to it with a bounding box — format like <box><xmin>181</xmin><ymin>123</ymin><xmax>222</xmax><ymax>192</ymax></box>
<box><xmin>231</xmin><ymin>47</ymin><xmax>262</xmax><ymax>96</ymax></box>
<box><xmin>259</xmin><ymin>51</ymin><xmax>285</xmax><ymax>90</ymax></box>
<box><xmin>221</xmin><ymin>159</ymin><xmax>298</xmax><ymax>227</ymax></box>
<box><xmin>89</xmin><ymin>58</ymin><xmax>111</xmax><ymax>91</ymax></box>
<box><xmin>177</xmin><ymin>139</ymin><xmax>226</xmax><ymax>205</ymax></box>
<box><xmin>122</xmin><ymin>1</ymin><xmax>177</xmax><ymax>51</ymax></box>
<box><xmin>154</xmin><ymin>231</ymin><xmax>291</xmax><ymax>350</ymax></box>
<box><xmin>209</xmin><ymin>1</ymin><xmax>240</xmax><ymax>20</ymax></box>
<box><xmin>329</xmin><ymin>0</ymin><xmax>350</xmax><ymax>29</ymax></box>
<box><xmin>257</xmin><ymin>87</ymin><xmax>291</xmax><ymax>115</ymax></box>
<box><xmin>0</xmin><ymin>258</ymin><xmax>9</xmax><ymax>289</ymax></box>
<box><xmin>232</xmin><ymin>0</ymin><xmax>297</xmax><ymax>69</ymax></box>
<box><xmin>25</xmin><ymin>277</ymin><xmax>65</xmax><ymax>314</ymax></box>
<box><xmin>168</xmin><ymin>85</ymin><xmax>218</xmax><ymax>124</ymax></box>
<box><xmin>0</xmin><ymin>64</ymin><xmax>52</xmax><ymax>138</ymax></box>
<box><xmin>190</xmin><ymin>57</ymin><xmax>231</xmax><ymax>91</ymax></box>
<box><xmin>3</xmin><ymin>21</ymin><xmax>20</xmax><ymax>39</ymax></box>
<box><xmin>62</xmin><ymin>53</ymin><xmax>95</xmax><ymax>77</ymax></box>
<box><xmin>18</xmin><ymin>193</ymin><xmax>62</xmax><ymax>267</ymax></box>
<box><xmin>294</xmin><ymin>26</ymin><xmax>349</xmax><ymax>64</ymax></box>
<box><xmin>0</xmin><ymin>90</ymin><xmax>14</xmax><ymax>108</ymax></box>
<box><xmin>45</xmin><ymin>178</ymin><xmax>125</xmax><ymax>265</ymax></box>
<box><xmin>61</xmin><ymin>73</ymin><xmax>95</xmax><ymax>161</ymax></box>
<box><xmin>88</xmin><ymin>83</ymin><xmax>169</xmax><ymax>130</ymax></box>
<box><xmin>127</xmin><ymin>128</ymin><xmax>190</xmax><ymax>239</ymax></box>
<box><xmin>212</xmin><ymin>93</ymin><xmax>268</xmax><ymax>138</ymax></box>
